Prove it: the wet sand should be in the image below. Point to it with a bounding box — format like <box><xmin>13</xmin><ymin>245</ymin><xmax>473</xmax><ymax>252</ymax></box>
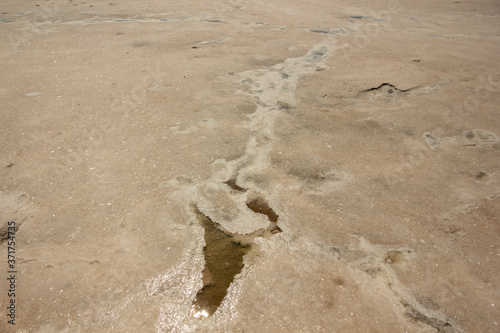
<box><xmin>1</xmin><ymin>0</ymin><xmax>499</xmax><ymax>332</ymax></box>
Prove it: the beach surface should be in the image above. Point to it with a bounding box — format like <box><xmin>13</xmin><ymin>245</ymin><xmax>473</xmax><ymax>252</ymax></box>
<box><xmin>1</xmin><ymin>0</ymin><xmax>499</xmax><ymax>332</ymax></box>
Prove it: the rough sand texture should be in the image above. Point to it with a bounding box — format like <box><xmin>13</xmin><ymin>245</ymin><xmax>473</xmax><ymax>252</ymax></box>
<box><xmin>1</xmin><ymin>0</ymin><xmax>499</xmax><ymax>332</ymax></box>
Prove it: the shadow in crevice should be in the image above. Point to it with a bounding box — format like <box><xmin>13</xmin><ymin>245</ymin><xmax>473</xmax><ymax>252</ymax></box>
<box><xmin>224</xmin><ymin>179</ymin><xmax>247</xmax><ymax>192</ymax></box>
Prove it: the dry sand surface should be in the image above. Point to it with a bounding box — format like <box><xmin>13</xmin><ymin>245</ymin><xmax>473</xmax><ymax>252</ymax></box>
<box><xmin>1</xmin><ymin>0</ymin><xmax>500</xmax><ymax>332</ymax></box>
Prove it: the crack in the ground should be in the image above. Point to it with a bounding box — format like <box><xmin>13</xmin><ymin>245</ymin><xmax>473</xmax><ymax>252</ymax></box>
<box><xmin>160</xmin><ymin>38</ymin><xmax>465</xmax><ymax>330</ymax></box>
<box><xmin>351</xmin><ymin>236</ymin><xmax>467</xmax><ymax>333</ymax></box>
<box><xmin>402</xmin><ymin>301</ymin><xmax>466</xmax><ymax>333</ymax></box>
<box><xmin>361</xmin><ymin>82</ymin><xmax>414</xmax><ymax>94</ymax></box>
<box><xmin>182</xmin><ymin>41</ymin><xmax>334</xmax><ymax>318</ymax></box>
<box><xmin>224</xmin><ymin>179</ymin><xmax>246</xmax><ymax>192</ymax></box>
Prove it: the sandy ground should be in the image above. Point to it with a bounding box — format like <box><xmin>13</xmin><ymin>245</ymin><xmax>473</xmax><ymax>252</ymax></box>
<box><xmin>1</xmin><ymin>0</ymin><xmax>499</xmax><ymax>332</ymax></box>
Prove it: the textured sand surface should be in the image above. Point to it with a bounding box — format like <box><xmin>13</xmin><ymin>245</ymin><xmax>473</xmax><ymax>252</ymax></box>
<box><xmin>1</xmin><ymin>0</ymin><xmax>499</xmax><ymax>332</ymax></box>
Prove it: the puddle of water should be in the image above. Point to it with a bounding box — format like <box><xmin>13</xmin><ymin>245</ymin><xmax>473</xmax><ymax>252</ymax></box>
<box><xmin>191</xmin><ymin>195</ymin><xmax>281</xmax><ymax>318</ymax></box>
<box><xmin>191</xmin><ymin>212</ymin><xmax>251</xmax><ymax>318</ymax></box>
<box><xmin>246</xmin><ymin>198</ymin><xmax>279</xmax><ymax>223</ymax></box>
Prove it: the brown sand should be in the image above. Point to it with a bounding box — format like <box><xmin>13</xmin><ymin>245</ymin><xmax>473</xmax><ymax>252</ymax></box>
<box><xmin>1</xmin><ymin>0</ymin><xmax>499</xmax><ymax>332</ymax></box>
